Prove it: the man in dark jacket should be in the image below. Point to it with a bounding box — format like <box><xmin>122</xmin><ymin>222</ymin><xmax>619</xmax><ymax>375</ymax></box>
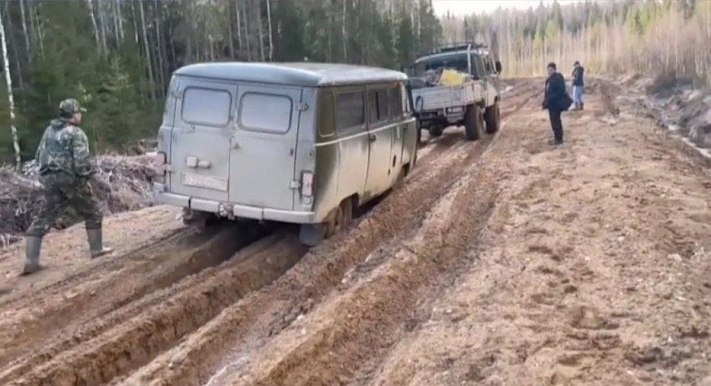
<box><xmin>542</xmin><ymin>62</ymin><xmax>572</xmax><ymax>145</ymax></box>
<box><xmin>572</xmin><ymin>61</ymin><xmax>585</xmax><ymax>110</ymax></box>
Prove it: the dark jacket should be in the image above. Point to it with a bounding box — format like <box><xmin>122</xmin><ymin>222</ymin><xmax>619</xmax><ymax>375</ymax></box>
<box><xmin>543</xmin><ymin>72</ymin><xmax>572</xmax><ymax>112</ymax></box>
<box><xmin>572</xmin><ymin>66</ymin><xmax>584</xmax><ymax>86</ymax></box>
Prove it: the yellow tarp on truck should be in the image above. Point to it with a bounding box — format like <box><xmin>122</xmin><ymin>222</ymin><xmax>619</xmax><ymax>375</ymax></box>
<box><xmin>438</xmin><ymin>69</ymin><xmax>469</xmax><ymax>86</ymax></box>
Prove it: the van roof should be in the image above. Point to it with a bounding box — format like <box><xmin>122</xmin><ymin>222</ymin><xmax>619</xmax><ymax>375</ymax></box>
<box><xmin>174</xmin><ymin>62</ymin><xmax>408</xmax><ymax>87</ymax></box>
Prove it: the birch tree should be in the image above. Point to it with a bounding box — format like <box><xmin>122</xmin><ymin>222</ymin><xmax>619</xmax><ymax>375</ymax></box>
<box><xmin>0</xmin><ymin>5</ymin><xmax>20</xmax><ymax>170</ymax></box>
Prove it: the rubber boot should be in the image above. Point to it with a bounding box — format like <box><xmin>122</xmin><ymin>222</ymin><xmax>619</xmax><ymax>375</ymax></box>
<box><xmin>22</xmin><ymin>236</ymin><xmax>43</xmax><ymax>275</ymax></box>
<box><xmin>86</xmin><ymin>228</ymin><xmax>114</xmax><ymax>258</ymax></box>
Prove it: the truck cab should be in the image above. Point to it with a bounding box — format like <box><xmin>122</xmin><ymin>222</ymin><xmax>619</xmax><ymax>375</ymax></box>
<box><xmin>407</xmin><ymin>43</ymin><xmax>503</xmax><ymax>142</ymax></box>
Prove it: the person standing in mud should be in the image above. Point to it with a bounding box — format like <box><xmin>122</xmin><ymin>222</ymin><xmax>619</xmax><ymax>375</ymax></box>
<box><xmin>572</xmin><ymin>61</ymin><xmax>585</xmax><ymax>110</ymax></box>
<box><xmin>542</xmin><ymin>62</ymin><xmax>573</xmax><ymax>146</ymax></box>
<box><xmin>22</xmin><ymin>99</ymin><xmax>113</xmax><ymax>275</ymax></box>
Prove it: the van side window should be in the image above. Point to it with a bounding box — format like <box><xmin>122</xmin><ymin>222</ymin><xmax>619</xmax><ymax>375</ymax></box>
<box><xmin>239</xmin><ymin>92</ymin><xmax>293</xmax><ymax>134</ymax></box>
<box><xmin>368</xmin><ymin>88</ymin><xmax>389</xmax><ymax>124</ymax></box>
<box><xmin>368</xmin><ymin>89</ymin><xmax>386</xmax><ymax>123</ymax></box>
<box><xmin>181</xmin><ymin>87</ymin><xmax>232</xmax><ymax>127</ymax></box>
<box><xmin>317</xmin><ymin>91</ymin><xmax>335</xmax><ymax>138</ymax></box>
<box><xmin>388</xmin><ymin>87</ymin><xmax>402</xmax><ymax>119</ymax></box>
<box><xmin>335</xmin><ymin>91</ymin><xmax>364</xmax><ymax>131</ymax></box>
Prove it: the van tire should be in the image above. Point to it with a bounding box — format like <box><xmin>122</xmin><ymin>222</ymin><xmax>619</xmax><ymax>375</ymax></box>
<box><xmin>429</xmin><ymin>126</ymin><xmax>443</xmax><ymax>138</ymax></box>
<box><xmin>394</xmin><ymin>167</ymin><xmax>406</xmax><ymax>190</ymax></box>
<box><xmin>464</xmin><ymin>104</ymin><xmax>484</xmax><ymax>141</ymax></box>
<box><xmin>325</xmin><ymin>197</ymin><xmax>353</xmax><ymax>239</ymax></box>
<box><xmin>484</xmin><ymin>101</ymin><xmax>501</xmax><ymax>134</ymax></box>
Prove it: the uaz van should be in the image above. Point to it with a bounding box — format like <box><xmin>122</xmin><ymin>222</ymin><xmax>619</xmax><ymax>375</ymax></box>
<box><xmin>152</xmin><ymin>62</ymin><xmax>419</xmax><ymax>246</ymax></box>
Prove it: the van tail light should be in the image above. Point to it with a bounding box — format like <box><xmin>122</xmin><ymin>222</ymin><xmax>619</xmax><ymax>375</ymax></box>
<box><xmin>301</xmin><ymin>172</ymin><xmax>315</xmax><ymax>197</ymax></box>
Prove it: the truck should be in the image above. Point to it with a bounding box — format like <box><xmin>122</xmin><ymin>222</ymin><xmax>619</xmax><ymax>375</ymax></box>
<box><xmin>407</xmin><ymin>43</ymin><xmax>503</xmax><ymax>142</ymax></box>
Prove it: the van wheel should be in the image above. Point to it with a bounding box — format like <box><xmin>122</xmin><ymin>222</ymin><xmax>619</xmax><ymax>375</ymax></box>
<box><xmin>464</xmin><ymin>104</ymin><xmax>484</xmax><ymax>141</ymax></box>
<box><xmin>325</xmin><ymin>198</ymin><xmax>353</xmax><ymax>238</ymax></box>
<box><xmin>484</xmin><ymin>102</ymin><xmax>501</xmax><ymax>134</ymax></box>
<box><xmin>429</xmin><ymin>126</ymin><xmax>443</xmax><ymax>138</ymax></box>
<box><xmin>394</xmin><ymin>167</ymin><xmax>406</xmax><ymax>190</ymax></box>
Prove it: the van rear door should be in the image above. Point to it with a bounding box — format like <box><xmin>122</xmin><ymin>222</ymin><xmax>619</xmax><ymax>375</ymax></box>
<box><xmin>229</xmin><ymin>85</ymin><xmax>302</xmax><ymax>211</ymax></box>
<box><xmin>169</xmin><ymin>77</ymin><xmax>236</xmax><ymax>203</ymax></box>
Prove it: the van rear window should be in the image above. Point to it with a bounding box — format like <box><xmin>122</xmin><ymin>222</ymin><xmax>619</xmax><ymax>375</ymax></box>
<box><xmin>239</xmin><ymin>92</ymin><xmax>293</xmax><ymax>134</ymax></box>
<box><xmin>181</xmin><ymin>87</ymin><xmax>232</xmax><ymax>127</ymax></box>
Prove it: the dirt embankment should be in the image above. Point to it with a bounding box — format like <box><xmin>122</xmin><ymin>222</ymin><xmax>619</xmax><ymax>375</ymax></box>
<box><xmin>621</xmin><ymin>73</ymin><xmax>711</xmax><ymax>153</ymax></box>
<box><xmin>1</xmin><ymin>78</ymin><xmax>710</xmax><ymax>386</ymax></box>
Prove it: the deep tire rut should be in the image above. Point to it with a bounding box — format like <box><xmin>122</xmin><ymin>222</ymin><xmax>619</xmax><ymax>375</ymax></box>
<box><xmin>4</xmin><ymin>228</ymin><xmax>304</xmax><ymax>385</ymax></box>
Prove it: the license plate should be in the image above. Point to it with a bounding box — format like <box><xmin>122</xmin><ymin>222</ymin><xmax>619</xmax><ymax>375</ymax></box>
<box><xmin>182</xmin><ymin>172</ymin><xmax>228</xmax><ymax>191</ymax></box>
<box><xmin>448</xmin><ymin>107</ymin><xmax>463</xmax><ymax>114</ymax></box>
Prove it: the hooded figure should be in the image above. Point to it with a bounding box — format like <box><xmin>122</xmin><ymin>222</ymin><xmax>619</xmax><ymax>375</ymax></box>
<box><xmin>22</xmin><ymin>98</ymin><xmax>113</xmax><ymax>275</ymax></box>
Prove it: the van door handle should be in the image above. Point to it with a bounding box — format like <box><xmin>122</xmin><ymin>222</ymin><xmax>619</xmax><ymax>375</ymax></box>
<box><xmin>369</xmin><ymin>133</ymin><xmax>377</xmax><ymax>142</ymax></box>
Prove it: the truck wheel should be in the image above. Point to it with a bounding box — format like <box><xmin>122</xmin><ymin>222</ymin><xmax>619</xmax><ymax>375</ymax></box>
<box><xmin>429</xmin><ymin>126</ymin><xmax>443</xmax><ymax>138</ymax></box>
<box><xmin>484</xmin><ymin>102</ymin><xmax>501</xmax><ymax>134</ymax></box>
<box><xmin>464</xmin><ymin>104</ymin><xmax>484</xmax><ymax>141</ymax></box>
<box><xmin>417</xmin><ymin>127</ymin><xmax>423</xmax><ymax>143</ymax></box>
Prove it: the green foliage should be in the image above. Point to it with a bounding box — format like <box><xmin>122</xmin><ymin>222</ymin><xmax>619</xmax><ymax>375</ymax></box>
<box><xmin>0</xmin><ymin>0</ymin><xmax>442</xmax><ymax>164</ymax></box>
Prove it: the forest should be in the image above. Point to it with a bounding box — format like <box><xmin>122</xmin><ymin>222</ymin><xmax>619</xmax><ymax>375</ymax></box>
<box><xmin>0</xmin><ymin>0</ymin><xmax>709</xmax><ymax>166</ymax></box>
<box><xmin>0</xmin><ymin>0</ymin><xmax>441</xmax><ymax>166</ymax></box>
<box><xmin>441</xmin><ymin>0</ymin><xmax>709</xmax><ymax>81</ymax></box>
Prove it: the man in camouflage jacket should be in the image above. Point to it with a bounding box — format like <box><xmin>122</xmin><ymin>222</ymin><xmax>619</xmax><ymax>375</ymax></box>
<box><xmin>22</xmin><ymin>99</ymin><xmax>113</xmax><ymax>275</ymax></box>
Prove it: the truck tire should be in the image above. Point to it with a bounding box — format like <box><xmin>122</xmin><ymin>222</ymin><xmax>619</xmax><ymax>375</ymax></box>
<box><xmin>464</xmin><ymin>104</ymin><xmax>484</xmax><ymax>141</ymax></box>
<box><xmin>484</xmin><ymin>101</ymin><xmax>501</xmax><ymax>134</ymax></box>
<box><xmin>429</xmin><ymin>126</ymin><xmax>443</xmax><ymax>138</ymax></box>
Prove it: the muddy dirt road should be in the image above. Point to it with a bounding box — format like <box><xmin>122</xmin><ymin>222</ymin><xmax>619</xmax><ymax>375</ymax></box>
<box><xmin>1</xmin><ymin>78</ymin><xmax>709</xmax><ymax>386</ymax></box>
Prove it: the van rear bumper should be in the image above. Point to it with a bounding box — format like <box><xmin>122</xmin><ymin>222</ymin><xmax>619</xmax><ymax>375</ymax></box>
<box><xmin>152</xmin><ymin>185</ymin><xmax>316</xmax><ymax>224</ymax></box>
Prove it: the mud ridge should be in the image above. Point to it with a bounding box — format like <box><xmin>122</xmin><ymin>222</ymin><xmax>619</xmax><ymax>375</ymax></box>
<box><xmin>0</xmin><ymin>226</ymin><xmax>208</xmax><ymax>367</ymax></box>
<box><xmin>4</xmin><ymin>228</ymin><xmax>303</xmax><ymax>385</ymax></box>
<box><xmin>0</xmin><ymin>226</ymin><xmax>197</xmax><ymax>308</ymax></box>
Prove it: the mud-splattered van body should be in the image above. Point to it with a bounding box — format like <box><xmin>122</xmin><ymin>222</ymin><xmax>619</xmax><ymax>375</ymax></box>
<box><xmin>153</xmin><ymin>62</ymin><xmax>418</xmax><ymax>245</ymax></box>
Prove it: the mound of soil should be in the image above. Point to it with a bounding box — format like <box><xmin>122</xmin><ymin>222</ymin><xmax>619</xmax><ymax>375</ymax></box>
<box><xmin>640</xmin><ymin>73</ymin><xmax>711</xmax><ymax>149</ymax></box>
<box><xmin>0</xmin><ymin>154</ymin><xmax>160</xmax><ymax>246</ymax></box>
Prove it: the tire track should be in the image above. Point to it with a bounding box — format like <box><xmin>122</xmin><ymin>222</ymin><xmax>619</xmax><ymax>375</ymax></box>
<box><xmin>221</xmin><ymin>147</ymin><xmax>498</xmax><ymax>386</ymax></box>
<box><xmin>0</xmin><ymin>225</ymin><xmax>206</xmax><ymax>367</ymax></box>
<box><xmin>3</xmin><ymin>228</ymin><xmax>301</xmax><ymax>386</ymax></box>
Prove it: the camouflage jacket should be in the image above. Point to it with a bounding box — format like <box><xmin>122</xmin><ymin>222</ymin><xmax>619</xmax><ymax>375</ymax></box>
<box><xmin>35</xmin><ymin>118</ymin><xmax>94</xmax><ymax>178</ymax></box>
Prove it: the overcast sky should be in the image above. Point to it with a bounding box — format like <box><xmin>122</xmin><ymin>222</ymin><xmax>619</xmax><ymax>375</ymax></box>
<box><xmin>432</xmin><ymin>0</ymin><xmax>584</xmax><ymax>16</ymax></box>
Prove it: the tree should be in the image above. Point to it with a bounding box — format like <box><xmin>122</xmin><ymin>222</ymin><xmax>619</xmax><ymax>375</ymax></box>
<box><xmin>0</xmin><ymin>4</ymin><xmax>20</xmax><ymax>170</ymax></box>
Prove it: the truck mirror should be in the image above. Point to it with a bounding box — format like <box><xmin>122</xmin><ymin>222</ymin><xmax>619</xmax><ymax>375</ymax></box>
<box><xmin>495</xmin><ymin>60</ymin><xmax>502</xmax><ymax>73</ymax></box>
